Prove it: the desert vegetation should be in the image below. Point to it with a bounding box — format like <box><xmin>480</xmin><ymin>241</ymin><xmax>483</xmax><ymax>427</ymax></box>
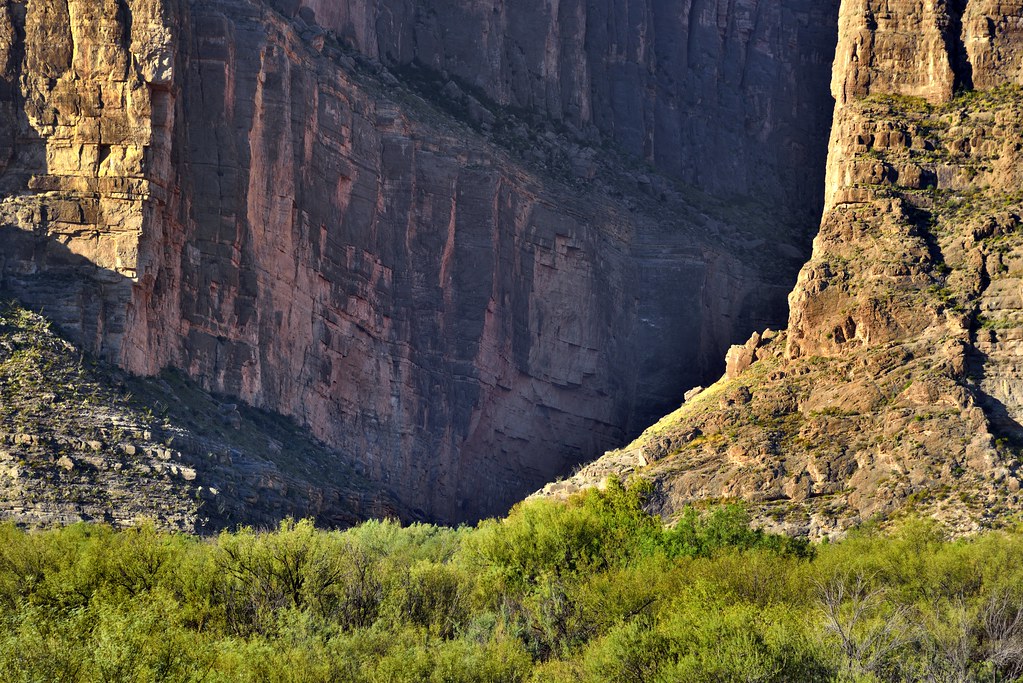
<box><xmin>0</xmin><ymin>481</ymin><xmax>1021</xmax><ymax>681</ymax></box>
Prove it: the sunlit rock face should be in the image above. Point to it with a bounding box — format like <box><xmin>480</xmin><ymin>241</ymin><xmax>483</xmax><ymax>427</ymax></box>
<box><xmin>536</xmin><ymin>0</ymin><xmax>1023</xmax><ymax>540</ymax></box>
<box><xmin>0</xmin><ymin>0</ymin><xmax>839</xmax><ymax>523</ymax></box>
<box><xmin>793</xmin><ymin>0</ymin><xmax>1023</xmax><ymax>358</ymax></box>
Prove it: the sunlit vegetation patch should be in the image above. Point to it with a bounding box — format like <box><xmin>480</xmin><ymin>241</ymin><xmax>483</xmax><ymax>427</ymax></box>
<box><xmin>0</xmin><ymin>481</ymin><xmax>1022</xmax><ymax>682</ymax></box>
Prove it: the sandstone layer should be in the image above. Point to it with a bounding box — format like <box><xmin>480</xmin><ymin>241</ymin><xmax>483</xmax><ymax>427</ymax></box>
<box><xmin>538</xmin><ymin>0</ymin><xmax>1023</xmax><ymax>538</ymax></box>
<box><xmin>0</xmin><ymin>0</ymin><xmax>838</xmax><ymax>523</ymax></box>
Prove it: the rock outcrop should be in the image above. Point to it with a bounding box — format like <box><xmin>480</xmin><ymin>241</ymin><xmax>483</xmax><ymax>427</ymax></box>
<box><xmin>0</xmin><ymin>0</ymin><xmax>840</xmax><ymax>524</ymax></box>
<box><xmin>538</xmin><ymin>0</ymin><xmax>1023</xmax><ymax>539</ymax></box>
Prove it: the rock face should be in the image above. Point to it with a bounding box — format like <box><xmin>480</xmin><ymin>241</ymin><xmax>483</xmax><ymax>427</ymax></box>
<box><xmin>0</xmin><ymin>0</ymin><xmax>175</xmax><ymax>360</ymax></box>
<box><xmin>831</xmin><ymin>0</ymin><xmax>1023</xmax><ymax>107</ymax></box>
<box><xmin>0</xmin><ymin>301</ymin><xmax>402</xmax><ymax>532</ymax></box>
<box><xmin>538</xmin><ymin>0</ymin><xmax>1023</xmax><ymax>539</ymax></box>
<box><xmin>790</xmin><ymin>0</ymin><xmax>1023</xmax><ymax>356</ymax></box>
<box><xmin>286</xmin><ymin>0</ymin><xmax>840</xmax><ymax>228</ymax></box>
<box><xmin>0</xmin><ymin>0</ymin><xmax>839</xmax><ymax>524</ymax></box>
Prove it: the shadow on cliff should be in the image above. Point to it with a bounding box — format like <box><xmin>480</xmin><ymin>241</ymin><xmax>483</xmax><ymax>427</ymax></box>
<box><xmin>0</xmin><ymin>232</ymin><xmax>411</xmax><ymax>532</ymax></box>
<box><xmin>0</xmin><ymin>224</ymin><xmax>136</xmax><ymax>361</ymax></box>
<box><xmin>947</xmin><ymin>0</ymin><xmax>975</xmax><ymax>94</ymax></box>
<box><xmin>966</xmin><ymin>347</ymin><xmax>1023</xmax><ymax>449</ymax></box>
<box><xmin>0</xmin><ymin>2</ymin><xmax>21</xmax><ymax>186</ymax></box>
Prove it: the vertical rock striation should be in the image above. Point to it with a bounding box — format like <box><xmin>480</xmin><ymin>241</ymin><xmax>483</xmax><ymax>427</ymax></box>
<box><xmin>0</xmin><ymin>0</ymin><xmax>840</xmax><ymax>523</ymax></box>
<box><xmin>289</xmin><ymin>0</ymin><xmax>840</xmax><ymax>228</ymax></box>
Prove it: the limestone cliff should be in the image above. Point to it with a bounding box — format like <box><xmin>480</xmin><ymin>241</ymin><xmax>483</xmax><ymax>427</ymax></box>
<box><xmin>539</xmin><ymin>0</ymin><xmax>1023</xmax><ymax>538</ymax></box>
<box><xmin>0</xmin><ymin>0</ymin><xmax>838</xmax><ymax>524</ymax></box>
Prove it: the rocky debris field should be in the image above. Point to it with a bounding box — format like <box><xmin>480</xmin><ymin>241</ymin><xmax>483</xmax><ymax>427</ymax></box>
<box><xmin>0</xmin><ymin>298</ymin><xmax>404</xmax><ymax>532</ymax></box>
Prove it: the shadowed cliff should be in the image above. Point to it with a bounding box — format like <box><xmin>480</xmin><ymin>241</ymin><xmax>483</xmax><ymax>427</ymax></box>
<box><xmin>0</xmin><ymin>0</ymin><xmax>840</xmax><ymax>524</ymax></box>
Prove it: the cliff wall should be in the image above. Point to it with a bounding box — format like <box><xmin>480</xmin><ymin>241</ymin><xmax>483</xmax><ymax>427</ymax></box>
<box><xmin>287</xmin><ymin>0</ymin><xmax>839</xmax><ymax>228</ymax></box>
<box><xmin>791</xmin><ymin>0</ymin><xmax>1023</xmax><ymax>356</ymax></box>
<box><xmin>0</xmin><ymin>0</ymin><xmax>839</xmax><ymax>523</ymax></box>
<box><xmin>538</xmin><ymin>0</ymin><xmax>1023</xmax><ymax>538</ymax></box>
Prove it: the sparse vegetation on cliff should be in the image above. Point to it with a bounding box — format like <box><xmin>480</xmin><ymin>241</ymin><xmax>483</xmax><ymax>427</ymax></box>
<box><xmin>538</xmin><ymin>80</ymin><xmax>1023</xmax><ymax>539</ymax></box>
<box><xmin>1</xmin><ymin>482</ymin><xmax>1023</xmax><ymax>682</ymax></box>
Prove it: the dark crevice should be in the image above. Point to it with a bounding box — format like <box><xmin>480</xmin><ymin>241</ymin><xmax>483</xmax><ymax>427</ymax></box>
<box><xmin>0</xmin><ymin>2</ymin><xmax>28</xmax><ymax>187</ymax></box>
<box><xmin>946</xmin><ymin>0</ymin><xmax>974</xmax><ymax>93</ymax></box>
<box><xmin>116</xmin><ymin>0</ymin><xmax>133</xmax><ymax>79</ymax></box>
<box><xmin>967</xmin><ymin>348</ymin><xmax>1023</xmax><ymax>445</ymax></box>
<box><xmin>0</xmin><ymin>2</ymin><xmax>25</xmax><ymax>103</ymax></box>
<box><xmin>903</xmin><ymin>203</ymin><xmax>946</xmax><ymax>272</ymax></box>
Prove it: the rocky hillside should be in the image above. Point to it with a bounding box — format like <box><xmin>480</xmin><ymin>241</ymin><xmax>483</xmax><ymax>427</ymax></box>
<box><xmin>538</xmin><ymin>0</ymin><xmax>1023</xmax><ymax>538</ymax></box>
<box><xmin>0</xmin><ymin>297</ymin><xmax>402</xmax><ymax>531</ymax></box>
<box><xmin>0</xmin><ymin>0</ymin><xmax>839</xmax><ymax>524</ymax></box>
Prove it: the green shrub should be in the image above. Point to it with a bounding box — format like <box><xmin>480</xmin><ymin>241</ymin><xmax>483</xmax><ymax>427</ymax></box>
<box><xmin>1</xmin><ymin>495</ymin><xmax>1022</xmax><ymax>680</ymax></box>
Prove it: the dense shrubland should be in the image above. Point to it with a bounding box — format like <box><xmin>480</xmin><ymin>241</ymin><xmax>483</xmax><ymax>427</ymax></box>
<box><xmin>1</xmin><ymin>481</ymin><xmax>1022</xmax><ymax>682</ymax></box>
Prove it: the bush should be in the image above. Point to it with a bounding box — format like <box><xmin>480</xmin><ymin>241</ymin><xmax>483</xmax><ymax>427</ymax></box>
<box><xmin>1</xmin><ymin>495</ymin><xmax>1021</xmax><ymax>681</ymax></box>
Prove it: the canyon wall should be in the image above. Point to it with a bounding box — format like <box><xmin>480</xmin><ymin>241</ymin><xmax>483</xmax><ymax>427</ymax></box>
<box><xmin>538</xmin><ymin>0</ymin><xmax>1023</xmax><ymax>538</ymax></box>
<box><xmin>790</xmin><ymin>0</ymin><xmax>1023</xmax><ymax>357</ymax></box>
<box><xmin>0</xmin><ymin>0</ymin><xmax>839</xmax><ymax>523</ymax></box>
<box><xmin>288</xmin><ymin>0</ymin><xmax>839</xmax><ymax>228</ymax></box>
